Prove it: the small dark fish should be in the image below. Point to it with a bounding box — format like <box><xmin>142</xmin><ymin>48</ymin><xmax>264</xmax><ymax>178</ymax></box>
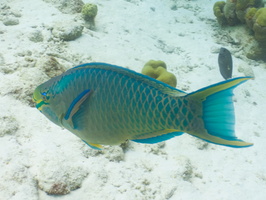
<box><xmin>218</xmin><ymin>47</ymin><xmax>233</xmax><ymax>80</ymax></box>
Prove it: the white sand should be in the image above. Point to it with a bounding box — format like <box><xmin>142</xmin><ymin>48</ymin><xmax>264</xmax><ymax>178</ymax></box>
<box><xmin>1</xmin><ymin>0</ymin><xmax>266</xmax><ymax>199</ymax></box>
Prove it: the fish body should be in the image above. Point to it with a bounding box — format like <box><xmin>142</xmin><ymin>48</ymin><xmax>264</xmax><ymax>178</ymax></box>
<box><xmin>218</xmin><ymin>47</ymin><xmax>233</xmax><ymax>80</ymax></box>
<box><xmin>33</xmin><ymin>63</ymin><xmax>253</xmax><ymax>149</ymax></box>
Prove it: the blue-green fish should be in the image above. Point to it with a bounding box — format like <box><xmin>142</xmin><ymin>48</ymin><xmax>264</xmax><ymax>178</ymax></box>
<box><xmin>33</xmin><ymin>63</ymin><xmax>253</xmax><ymax>149</ymax></box>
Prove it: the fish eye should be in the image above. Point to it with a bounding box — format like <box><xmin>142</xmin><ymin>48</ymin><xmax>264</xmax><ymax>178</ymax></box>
<box><xmin>41</xmin><ymin>90</ymin><xmax>50</xmax><ymax>102</ymax></box>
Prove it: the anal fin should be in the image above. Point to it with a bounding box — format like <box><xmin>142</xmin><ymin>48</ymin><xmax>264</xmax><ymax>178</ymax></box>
<box><xmin>132</xmin><ymin>129</ymin><xmax>183</xmax><ymax>144</ymax></box>
<box><xmin>82</xmin><ymin>140</ymin><xmax>103</xmax><ymax>150</ymax></box>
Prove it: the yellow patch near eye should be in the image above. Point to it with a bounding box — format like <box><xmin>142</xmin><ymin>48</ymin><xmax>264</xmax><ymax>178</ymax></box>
<box><xmin>35</xmin><ymin>99</ymin><xmax>43</xmax><ymax>104</ymax></box>
<box><xmin>36</xmin><ymin>98</ymin><xmax>49</xmax><ymax>111</ymax></box>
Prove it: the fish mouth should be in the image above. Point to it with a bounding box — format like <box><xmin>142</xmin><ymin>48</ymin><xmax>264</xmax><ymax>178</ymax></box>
<box><xmin>35</xmin><ymin>100</ymin><xmax>49</xmax><ymax>111</ymax></box>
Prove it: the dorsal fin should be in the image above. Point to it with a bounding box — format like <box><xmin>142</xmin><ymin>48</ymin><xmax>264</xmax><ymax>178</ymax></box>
<box><xmin>70</xmin><ymin>62</ymin><xmax>187</xmax><ymax>97</ymax></box>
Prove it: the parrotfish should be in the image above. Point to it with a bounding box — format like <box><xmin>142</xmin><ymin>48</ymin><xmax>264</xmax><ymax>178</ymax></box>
<box><xmin>218</xmin><ymin>47</ymin><xmax>233</xmax><ymax>80</ymax></box>
<box><xmin>33</xmin><ymin>63</ymin><xmax>253</xmax><ymax>149</ymax></box>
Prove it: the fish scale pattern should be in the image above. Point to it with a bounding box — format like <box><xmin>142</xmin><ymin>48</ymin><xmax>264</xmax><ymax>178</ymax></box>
<box><xmin>41</xmin><ymin>64</ymin><xmax>196</xmax><ymax>145</ymax></box>
<box><xmin>72</xmin><ymin>67</ymin><xmax>192</xmax><ymax>144</ymax></box>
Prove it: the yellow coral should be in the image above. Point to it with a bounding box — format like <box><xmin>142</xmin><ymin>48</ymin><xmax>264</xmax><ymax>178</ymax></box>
<box><xmin>236</xmin><ymin>0</ymin><xmax>263</xmax><ymax>11</ymax></box>
<box><xmin>213</xmin><ymin>1</ymin><xmax>227</xmax><ymax>25</ymax></box>
<box><xmin>246</xmin><ymin>7</ymin><xmax>258</xmax><ymax>20</ymax></box>
<box><xmin>246</xmin><ymin>7</ymin><xmax>266</xmax><ymax>59</ymax></box>
<box><xmin>81</xmin><ymin>4</ymin><xmax>98</xmax><ymax>22</ymax></box>
<box><xmin>141</xmin><ymin>60</ymin><xmax>177</xmax><ymax>88</ymax></box>
<box><xmin>245</xmin><ymin>7</ymin><xmax>257</xmax><ymax>28</ymax></box>
<box><xmin>252</xmin><ymin>8</ymin><xmax>266</xmax><ymax>46</ymax></box>
<box><xmin>254</xmin><ymin>7</ymin><xmax>266</xmax><ymax>26</ymax></box>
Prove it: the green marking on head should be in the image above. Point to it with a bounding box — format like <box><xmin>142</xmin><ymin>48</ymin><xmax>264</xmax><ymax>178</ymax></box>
<box><xmin>33</xmin><ymin>86</ymin><xmax>50</xmax><ymax>111</ymax></box>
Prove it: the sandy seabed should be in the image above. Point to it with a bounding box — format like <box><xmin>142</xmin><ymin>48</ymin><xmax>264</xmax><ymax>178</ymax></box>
<box><xmin>0</xmin><ymin>0</ymin><xmax>266</xmax><ymax>199</ymax></box>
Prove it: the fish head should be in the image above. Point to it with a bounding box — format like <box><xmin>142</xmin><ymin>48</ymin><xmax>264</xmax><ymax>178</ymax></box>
<box><xmin>33</xmin><ymin>83</ymin><xmax>62</xmax><ymax>126</ymax></box>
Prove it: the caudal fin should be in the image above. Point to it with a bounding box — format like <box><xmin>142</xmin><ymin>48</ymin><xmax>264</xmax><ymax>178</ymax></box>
<box><xmin>187</xmin><ymin>77</ymin><xmax>253</xmax><ymax>148</ymax></box>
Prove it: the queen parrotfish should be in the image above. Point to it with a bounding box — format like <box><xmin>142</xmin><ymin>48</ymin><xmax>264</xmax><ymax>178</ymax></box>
<box><xmin>32</xmin><ymin>62</ymin><xmax>253</xmax><ymax>150</ymax></box>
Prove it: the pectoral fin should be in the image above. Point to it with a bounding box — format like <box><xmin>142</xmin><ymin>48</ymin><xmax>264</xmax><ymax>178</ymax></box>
<box><xmin>64</xmin><ymin>89</ymin><xmax>93</xmax><ymax>129</ymax></box>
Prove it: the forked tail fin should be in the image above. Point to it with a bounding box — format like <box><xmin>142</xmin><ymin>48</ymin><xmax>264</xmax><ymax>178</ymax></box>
<box><xmin>187</xmin><ymin>77</ymin><xmax>253</xmax><ymax>148</ymax></box>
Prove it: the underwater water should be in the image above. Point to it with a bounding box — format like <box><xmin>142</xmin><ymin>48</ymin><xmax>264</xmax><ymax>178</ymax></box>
<box><xmin>0</xmin><ymin>0</ymin><xmax>266</xmax><ymax>199</ymax></box>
